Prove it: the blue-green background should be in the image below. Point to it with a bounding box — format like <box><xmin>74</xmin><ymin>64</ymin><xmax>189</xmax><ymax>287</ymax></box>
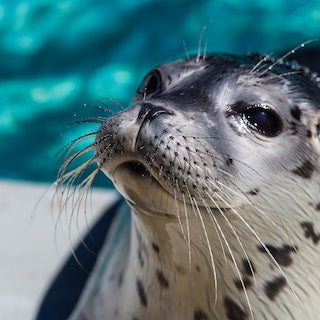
<box><xmin>0</xmin><ymin>0</ymin><xmax>319</xmax><ymax>186</ymax></box>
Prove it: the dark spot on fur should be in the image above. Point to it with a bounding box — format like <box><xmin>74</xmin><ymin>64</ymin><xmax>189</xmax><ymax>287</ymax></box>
<box><xmin>234</xmin><ymin>277</ymin><xmax>252</xmax><ymax>290</ymax></box>
<box><xmin>264</xmin><ymin>276</ymin><xmax>287</xmax><ymax>300</ymax></box>
<box><xmin>152</xmin><ymin>242</ymin><xmax>160</xmax><ymax>253</ymax></box>
<box><xmin>290</xmin><ymin>106</ymin><xmax>301</xmax><ymax>121</ymax></box>
<box><xmin>135</xmin><ymin>225</ymin><xmax>148</xmax><ymax>268</ymax></box>
<box><xmin>196</xmin><ymin>265</ymin><xmax>201</xmax><ymax>272</ymax></box>
<box><xmin>224</xmin><ymin>296</ymin><xmax>248</xmax><ymax>320</ymax></box>
<box><xmin>258</xmin><ymin>244</ymin><xmax>297</xmax><ymax>267</ymax></box>
<box><xmin>156</xmin><ymin>270</ymin><xmax>169</xmax><ymax>288</ymax></box>
<box><xmin>301</xmin><ymin>221</ymin><xmax>320</xmax><ymax>244</ymax></box>
<box><xmin>289</xmin><ymin>121</ymin><xmax>298</xmax><ymax>135</ymax></box>
<box><xmin>225</xmin><ymin>155</ymin><xmax>233</xmax><ymax>166</ymax></box>
<box><xmin>136</xmin><ymin>278</ymin><xmax>147</xmax><ymax>307</ymax></box>
<box><xmin>292</xmin><ymin>160</ymin><xmax>314</xmax><ymax>179</ymax></box>
<box><xmin>137</xmin><ymin>246</ymin><xmax>144</xmax><ymax>267</ymax></box>
<box><xmin>315</xmin><ymin>203</ymin><xmax>320</xmax><ymax>211</ymax></box>
<box><xmin>194</xmin><ymin>309</ymin><xmax>208</xmax><ymax>320</ymax></box>
<box><xmin>306</xmin><ymin>130</ymin><xmax>312</xmax><ymax>138</ymax></box>
<box><xmin>248</xmin><ymin>188</ymin><xmax>259</xmax><ymax>196</ymax></box>
<box><xmin>242</xmin><ymin>258</ymin><xmax>255</xmax><ymax>275</ymax></box>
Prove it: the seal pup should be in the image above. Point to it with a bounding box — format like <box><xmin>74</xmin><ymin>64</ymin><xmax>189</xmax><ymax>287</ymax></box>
<box><xmin>58</xmin><ymin>47</ymin><xmax>320</xmax><ymax>320</ymax></box>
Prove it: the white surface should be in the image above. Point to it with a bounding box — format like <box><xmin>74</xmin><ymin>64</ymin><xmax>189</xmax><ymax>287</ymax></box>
<box><xmin>0</xmin><ymin>179</ymin><xmax>117</xmax><ymax>320</ymax></box>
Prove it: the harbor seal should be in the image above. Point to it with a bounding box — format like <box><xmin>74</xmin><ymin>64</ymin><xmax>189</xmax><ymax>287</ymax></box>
<box><xmin>46</xmin><ymin>46</ymin><xmax>320</xmax><ymax>320</ymax></box>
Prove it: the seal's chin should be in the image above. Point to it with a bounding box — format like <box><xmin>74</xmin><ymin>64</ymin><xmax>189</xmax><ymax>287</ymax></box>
<box><xmin>110</xmin><ymin>161</ymin><xmax>177</xmax><ymax>217</ymax></box>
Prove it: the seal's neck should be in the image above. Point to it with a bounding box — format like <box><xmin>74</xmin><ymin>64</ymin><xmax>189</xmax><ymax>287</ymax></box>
<box><xmin>121</xmin><ymin>205</ymin><xmax>237</xmax><ymax>319</ymax></box>
<box><xmin>121</xmin><ymin>202</ymin><xmax>320</xmax><ymax>320</ymax></box>
<box><xmin>70</xmin><ymin>200</ymin><xmax>320</xmax><ymax>320</ymax></box>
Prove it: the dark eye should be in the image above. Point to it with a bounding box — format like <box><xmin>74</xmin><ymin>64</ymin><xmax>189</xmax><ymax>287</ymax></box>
<box><xmin>241</xmin><ymin>106</ymin><xmax>282</xmax><ymax>137</ymax></box>
<box><xmin>138</xmin><ymin>70</ymin><xmax>162</xmax><ymax>96</ymax></box>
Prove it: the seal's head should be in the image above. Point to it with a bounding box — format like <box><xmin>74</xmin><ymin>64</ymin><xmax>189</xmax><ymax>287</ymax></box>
<box><xmin>96</xmin><ymin>54</ymin><xmax>320</xmax><ymax>217</ymax></box>
<box><xmin>71</xmin><ymin>53</ymin><xmax>320</xmax><ymax>319</ymax></box>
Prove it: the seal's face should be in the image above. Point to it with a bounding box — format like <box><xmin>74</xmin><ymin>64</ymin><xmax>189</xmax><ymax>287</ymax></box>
<box><xmin>66</xmin><ymin>54</ymin><xmax>320</xmax><ymax>320</ymax></box>
<box><xmin>95</xmin><ymin>54</ymin><xmax>320</xmax><ymax>217</ymax></box>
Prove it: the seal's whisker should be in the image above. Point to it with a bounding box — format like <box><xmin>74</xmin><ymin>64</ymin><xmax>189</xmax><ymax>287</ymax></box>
<box><xmin>103</xmin><ymin>97</ymin><xmax>125</xmax><ymax>111</ymax></box>
<box><xmin>103</xmin><ymin>141</ymin><xmax>119</xmax><ymax>168</ymax></box>
<box><xmin>258</xmin><ymin>39</ymin><xmax>318</xmax><ymax>77</ymax></box>
<box><xmin>202</xmin><ymin>37</ymin><xmax>208</xmax><ymax>62</ymax></box>
<box><xmin>217</xmin><ymin>176</ymin><xmax>300</xmax><ymax>255</ymax></box>
<box><xmin>66</xmin><ymin>170</ymin><xmax>99</xmax><ymax>252</ymax></box>
<box><xmin>60</xmin><ymin>136</ymin><xmax>95</xmax><ymax>164</ymax></box>
<box><xmin>249</xmin><ymin>53</ymin><xmax>274</xmax><ymax>75</ymax></box>
<box><xmin>143</xmin><ymin>128</ymin><xmax>176</xmax><ymax>168</ymax></box>
<box><xmin>83</xmin><ymin>102</ymin><xmax>115</xmax><ymax>115</ymax></box>
<box><xmin>187</xmin><ymin>136</ymin><xmax>264</xmax><ymax>178</ymax></box>
<box><xmin>55</xmin><ymin>156</ymin><xmax>96</xmax><ymax>217</ymax></box>
<box><xmin>196</xmin><ymin>25</ymin><xmax>207</xmax><ymax>63</ymax></box>
<box><xmin>198</xmin><ymin>190</ymin><xmax>254</xmax><ymax>319</ymax></box>
<box><xmin>216</xmin><ymin>189</ymin><xmax>302</xmax><ymax>307</ymax></box>
<box><xmin>182</xmin><ymin>40</ymin><xmax>190</xmax><ymax>60</ymax></box>
<box><xmin>212</xmin><ymin>174</ymin><xmax>300</xmax><ymax>258</ymax></box>
<box><xmin>71</xmin><ymin>168</ymin><xmax>100</xmax><ymax>231</ymax></box>
<box><xmin>181</xmin><ymin>137</ymin><xmax>297</xmax><ymax>251</ymax></box>
<box><xmin>57</xmin><ymin>132</ymin><xmax>98</xmax><ymax>161</ymax></box>
<box><xmin>199</xmin><ymin>188</ymin><xmax>228</xmax><ymax>267</ymax></box>
<box><xmin>181</xmin><ymin>188</ymin><xmax>192</xmax><ymax>269</ymax></box>
<box><xmin>95</xmin><ymin>99</ymin><xmax>118</xmax><ymax>115</ymax></box>
<box><xmin>262</xmin><ymin>70</ymin><xmax>303</xmax><ymax>83</ymax></box>
<box><xmin>70</xmin><ymin>165</ymin><xmax>101</xmax><ymax>246</ymax></box>
<box><xmin>57</xmin><ymin>144</ymin><xmax>95</xmax><ymax>183</ymax></box>
<box><xmin>54</xmin><ymin>157</ymin><xmax>92</xmax><ymax>202</ymax></box>
<box><xmin>204</xmin><ymin>187</ymin><xmax>256</xmax><ymax>285</ymax></box>
<box><xmin>67</xmin><ymin>118</ymin><xmax>106</xmax><ymax>127</ymax></box>
<box><xmin>186</xmin><ymin>185</ymin><xmax>218</xmax><ymax>305</ymax></box>
<box><xmin>54</xmin><ymin>159</ymin><xmax>99</xmax><ymax>264</ymax></box>
<box><xmin>173</xmin><ymin>184</ymin><xmax>187</xmax><ymax>244</ymax></box>
<box><xmin>57</xmin><ymin>161</ymin><xmax>95</xmax><ymax>212</ymax></box>
<box><xmin>70</xmin><ymin>162</ymin><xmax>98</xmax><ymax>213</ymax></box>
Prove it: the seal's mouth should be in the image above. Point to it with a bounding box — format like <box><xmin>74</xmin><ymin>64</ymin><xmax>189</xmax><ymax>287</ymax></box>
<box><xmin>111</xmin><ymin>159</ymin><xmax>181</xmax><ymax>216</ymax></box>
<box><xmin>117</xmin><ymin>161</ymin><xmax>152</xmax><ymax>178</ymax></box>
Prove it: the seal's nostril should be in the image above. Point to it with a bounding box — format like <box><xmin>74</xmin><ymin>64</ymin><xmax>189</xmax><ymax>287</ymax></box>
<box><xmin>137</xmin><ymin>103</ymin><xmax>173</xmax><ymax>124</ymax></box>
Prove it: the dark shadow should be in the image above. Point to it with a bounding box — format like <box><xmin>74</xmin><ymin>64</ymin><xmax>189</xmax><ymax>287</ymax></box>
<box><xmin>35</xmin><ymin>197</ymin><xmax>122</xmax><ymax>320</ymax></box>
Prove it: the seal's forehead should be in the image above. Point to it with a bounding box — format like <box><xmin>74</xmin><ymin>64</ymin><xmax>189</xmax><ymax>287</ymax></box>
<box><xmin>158</xmin><ymin>54</ymin><xmax>248</xmax><ymax>78</ymax></box>
<box><xmin>154</xmin><ymin>54</ymin><xmax>250</xmax><ymax>97</ymax></box>
<box><xmin>158</xmin><ymin>54</ymin><xmax>320</xmax><ymax>106</ymax></box>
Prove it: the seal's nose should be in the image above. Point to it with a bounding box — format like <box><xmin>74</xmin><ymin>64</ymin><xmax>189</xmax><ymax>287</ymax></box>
<box><xmin>136</xmin><ymin>103</ymin><xmax>173</xmax><ymax>125</ymax></box>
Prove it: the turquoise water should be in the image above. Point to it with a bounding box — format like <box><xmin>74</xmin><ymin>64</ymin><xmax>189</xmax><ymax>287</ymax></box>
<box><xmin>0</xmin><ymin>0</ymin><xmax>319</xmax><ymax>185</ymax></box>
